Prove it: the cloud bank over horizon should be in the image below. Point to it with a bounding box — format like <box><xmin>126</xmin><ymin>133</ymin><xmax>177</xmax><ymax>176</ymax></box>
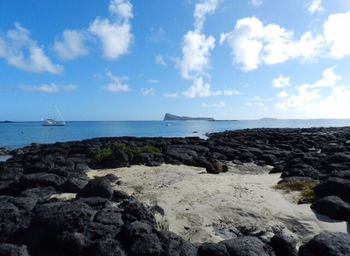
<box><xmin>1</xmin><ymin>0</ymin><xmax>350</xmax><ymax>120</ymax></box>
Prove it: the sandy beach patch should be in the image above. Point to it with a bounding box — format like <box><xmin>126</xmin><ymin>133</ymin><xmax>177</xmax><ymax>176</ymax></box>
<box><xmin>88</xmin><ymin>164</ymin><xmax>348</xmax><ymax>245</ymax></box>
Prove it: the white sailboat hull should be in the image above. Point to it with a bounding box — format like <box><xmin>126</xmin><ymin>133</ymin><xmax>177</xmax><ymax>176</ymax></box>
<box><xmin>43</xmin><ymin>119</ymin><xmax>66</xmax><ymax>126</ymax></box>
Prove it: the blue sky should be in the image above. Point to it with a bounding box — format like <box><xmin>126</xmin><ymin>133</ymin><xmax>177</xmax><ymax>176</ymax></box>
<box><xmin>1</xmin><ymin>0</ymin><xmax>350</xmax><ymax>121</ymax></box>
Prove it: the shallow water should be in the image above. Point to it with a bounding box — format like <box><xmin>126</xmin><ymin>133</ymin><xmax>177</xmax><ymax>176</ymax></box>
<box><xmin>1</xmin><ymin>119</ymin><xmax>350</xmax><ymax>148</ymax></box>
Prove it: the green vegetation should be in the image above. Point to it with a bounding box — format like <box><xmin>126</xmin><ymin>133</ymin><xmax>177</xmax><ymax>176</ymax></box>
<box><xmin>94</xmin><ymin>147</ymin><xmax>113</xmax><ymax>162</ymax></box>
<box><xmin>93</xmin><ymin>143</ymin><xmax>162</xmax><ymax>162</ymax></box>
<box><xmin>111</xmin><ymin>143</ymin><xmax>162</xmax><ymax>154</ymax></box>
<box><xmin>273</xmin><ymin>180</ymin><xmax>319</xmax><ymax>202</ymax></box>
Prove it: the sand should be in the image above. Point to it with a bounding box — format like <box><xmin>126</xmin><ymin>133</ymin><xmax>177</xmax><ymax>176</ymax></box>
<box><xmin>87</xmin><ymin>164</ymin><xmax>348</xmax><ymax>245</ymax></box>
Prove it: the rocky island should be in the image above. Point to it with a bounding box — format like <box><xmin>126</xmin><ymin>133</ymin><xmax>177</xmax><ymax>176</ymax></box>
<box><xmin>163</xmin><ymin>113</ymin><xmax>215</xmax><ymax>121</ymax></box>
<box><xmin>1</xmin><ymin>127</ymin><xmax>350</xmax><ymax>255</ymax></box>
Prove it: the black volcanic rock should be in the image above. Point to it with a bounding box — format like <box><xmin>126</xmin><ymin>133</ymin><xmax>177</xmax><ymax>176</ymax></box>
<box><xmin>220</xmin><ymin>236</ymin><xmax>275</xmax><ymax>256</ymax></box>
<box><xmin>3</xmin><ymin>127</ymin><xmax>350</xmax><ymax>255</ymax></box>
<box><xmin>76</xmin><ymin>177</ymin><xmax>113</xmax><ymax>199</ymax></box>
<box><xmin>298</xmin><ymin>232</ymin><xmax>350</xmax><ymax>256</ymax></box>
<box><xmin>311</xmin><ymin>196</ymin><xmax>350</xmax><ymax>221</ymax></box>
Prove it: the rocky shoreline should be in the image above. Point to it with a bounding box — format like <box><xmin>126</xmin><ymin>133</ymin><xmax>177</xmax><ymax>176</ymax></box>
<box><xmin>1</xmin><ymin>127</ymin><xmax>350</xmax><ymax>255</ymax></box>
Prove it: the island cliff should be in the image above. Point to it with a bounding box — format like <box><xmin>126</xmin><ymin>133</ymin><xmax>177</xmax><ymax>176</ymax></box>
<box><xmin>163</xmin><ymin>113</ymin><xmax>215</xmax><ymax>121</ymax></box>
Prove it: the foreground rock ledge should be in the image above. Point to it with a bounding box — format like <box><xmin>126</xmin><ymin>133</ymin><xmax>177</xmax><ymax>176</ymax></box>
<box><xmin>1</xmin><ymin>127</ymin><xmax>350</xmax><ymax>255</ymax></box>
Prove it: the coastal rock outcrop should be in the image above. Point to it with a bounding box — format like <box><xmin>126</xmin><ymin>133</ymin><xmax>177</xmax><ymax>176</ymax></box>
<box><xmin>1</xmin><ymin>127</ymin><xmax>350</xmax><ymax>255</ymax></box>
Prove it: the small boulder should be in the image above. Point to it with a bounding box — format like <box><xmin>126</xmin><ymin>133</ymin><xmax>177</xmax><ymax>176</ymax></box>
<box><xmin>298</xmin><ymin>232</ymin><xmax>350</xmax><ymax>256</ymax></box>
<box><xmin>220</xmin><ymin>236</ymin><xmax>275</xmax><ymax>256</ymax></box>
<box><xmin>76</xmin><ymin>177</ymin><xmax>113</xmax><ymax>199</ymax></box>
<box><xmin>314</xmin><ymin>178</ymin><xmax>350</xmax><ymax>202</ymax></box>
<box><xmin>197</xmin><ymin>242</ymin><xmax>229</xmax><ymax>256</ymax></box>
<box><xmin>311</xmin><ymin>196</ymin><xmax>350</xmax><ymax>221</ymax></box>
<box><xmin>20</xmin><ymin>172</ymin><xmax>66</xmax><ymax>188</ymax></box>
<box><xmin>128</xmin><ymin>233</ymin><xmax>163</xmax><ymax>256</ymax></box>
<box><xmin>0</xmin><ymin>244</ymin><xmax>29</xmax><ymax>256</ymax></box>
<box><xmin>270</xmin><ymin>232</ymin><xmax>297</xmax><ymax>256</ymax></box>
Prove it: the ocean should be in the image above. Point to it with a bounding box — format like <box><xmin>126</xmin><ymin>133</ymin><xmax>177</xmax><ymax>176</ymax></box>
<box><xmin>1</xmin><ymin>119</ymin><xmax>350</xmax><ymax>149</ymax></box>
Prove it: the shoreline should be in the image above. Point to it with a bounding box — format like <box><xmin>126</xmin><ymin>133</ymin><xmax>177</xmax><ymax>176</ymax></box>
<box><xmin>1</xmin><ymin>127</ymin><xmax>350</xmax><ymax>255</ymax></box>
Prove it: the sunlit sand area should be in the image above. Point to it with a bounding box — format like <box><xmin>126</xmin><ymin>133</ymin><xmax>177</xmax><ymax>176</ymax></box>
<box><xmin>88</xmin><ymin>164</ymin><xmax>348</xmax><ymax>245</ymax></box>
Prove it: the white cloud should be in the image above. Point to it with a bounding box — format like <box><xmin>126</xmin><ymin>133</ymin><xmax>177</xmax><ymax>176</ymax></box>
<box><xmin>109</xmin><ymin>0</ymin><xmax>133</xmax><ymax>19</ymax></box>
<box><xmin>272</xmin><ymin>75</ymin><xmax>291</xmax><ymax>88</ymax></box>
<box><xmin>54</xmin><ymin>30</ymin><xmax>89</xmax><ymax>60</ymax></box>
<box><xmin>0</xmin><ymin>23</ymin><xmax>62</xmax><ymax>74</ymax></box>
<box><xmin>155</xmin><ymin>54</ymin><xmax>167</xmax><ymax>66</ymax></box>
<box><xmin>220</xmin><ymin>17</ymin><xmax>323</xmax><ymax>71</ymax></box>
<box><xmin>183</xmin><ymin>77</ymin><xmax>211</xmax><ymax>98</ymax></box>
<box><xmin>276</xmin><ymin>68</ymin><xmax>346</xmax><ymax>116</ymax></box>
<box><xmin>90</xmin><ymin>19</ymin><xmax>132</xmax><ymax>60</ymax></box>
<box><xmin>211</xmin><ymin>89</ymin><xmax>240</xmax><ymax>96</ymax></box>
<box><xmin>141</xmin><ymin>88</ymin><xmax>155</xmax><ymax>96</ymax></box>
<box><xmin>307</xmin><ymin>0</ymin><xmax>324</xmax><ymax>14</ymax></box>
<box><xmin>194</xmin><ymin>0</ymin><xmax>220</xmax><ymax>31</ymax></box>
<box><xmin>103</xmin><ymin>71</ymin><xmax>129</xmax><ymax>93</ymax></box>
<box><xmin>249</xmin><ymin>0</ymin><xmax>263</xmax><ymax>7</ymax></box>
<box><xmin>179</xmin><ymin>0</ymin><xmax>220</xmax><ymax>98</ymax></box>
<box><xmin>324</xmin><ymin>12</ymin><xmax>350</xmax><ymax>58</ymax></box>
<box><xmin>202</xmin><ymin>101</ymin><xmax>226</xmax><ymax>107</ymax></box>
<box><xmin>277</xmin><ymin>90</ymin><xmax>288</xmax><ymax>98</ymax></box>
<box><xmin>19</xmin><ymin>83</ymin><xmax>78</xmax><ymax>93</ymax></box>
<box><xmin>179</xmin><ymin>30</ymin><xmax>215</xmax><ymax>80</ymax></box>
<box><xmin>90</xmin><ymin>0</ymin><xmax>133</xmax><ymax>60</ymax></box>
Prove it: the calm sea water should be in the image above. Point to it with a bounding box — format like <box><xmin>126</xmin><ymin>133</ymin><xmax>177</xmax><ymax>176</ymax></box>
<box><xmin>1</xmin><ymin>119</ymin><xmax>350</xmax><ymax>149</ymax></box>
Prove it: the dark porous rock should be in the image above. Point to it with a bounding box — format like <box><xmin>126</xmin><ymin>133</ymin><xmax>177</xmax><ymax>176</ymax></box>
<box><xmin>104</xmin><ymin>173</ymin><xmax>119</xmax><ymax>183</ymax></box>
<box><xmin>277</xmin><ymin>176</ymin><xmax>315</xmax><ymax>184</ymax></box>
<box><xmin>75</xmin><ymin>197</ymin><xmax>112</xmax><ymax>210</ymax></box>
<box><xmin>58</xmin><ymin>231</ymin><xmax>92</xmax><ymax>256</ymax></box>
<box><xmin>128</xmin><ymin>233</ymin><xmax>163</xmax><ymax>256</ymax></box>
<box><xmin>58</xmin><ymin>176</ymin><xmax>89</xmax><ymax>193</ymax></box>
<box><xmin>94</xmin><ymin>207</ymin><xmax>124</xmax><ymax>231</ymax></box>
<box><xmin>197</xmin><ymin>242</ymin><xmax>229</xmax><ymax>256</ymax></box>
<box><xmin>76</xmin><ymin>177</ymin><xmax>113</xmax><ymax>199</ymax></box>
<box><xmin>0</xmin><ymin>243</ymin><xmax>29</xmax><ymax>256</ymax></box>
<box><xmin>20</xmin><ymin>173</ymin><xmax>66</xmax><ymax>189</ymax></box>
<box><xmin>158</xmin><ymin>230</ymin><xmax>197</xmax><ymax>256</ymax></box>
<box><xmin>220</xmin><ymin>236</ymin><xmax>275</xmax><ymax>256</ymax></box>
<box><xmin>270</xmin><ymin>232</ymin><xmax>297</xmax><ymax>256</ymax></box>
<box><xmin>298</xmin><ymin>232</ymin><xmax>350</xmax><ymax>256</ymax></box>
<box><xmin>83</xmin><ymin>222</ymin><xmax>121</xmax><ymax>241</ymax></box>
<box><xmin>0</xmin><ymin>167</ymin><xmax>23</xmax><ymax>181</ymax></box>
<box><xmin>314</xmin><ymin>177</ymin><xmax>350</xmax><ymax>202</ymax></box>
<box><xmin>311</xmin><ymin>196</ymin><xmax>350</xmax><ymax>221</ymax></box>
<box><xmin>120</xmin><ymin>199</ymin><xmax>156</xmax><ymax>225</ymax></box>
<box><xmin>122</xmin><ymin>221</ymin><xmax>154</xmax><ymax>243</ymax></box>
<box><xmin>132</xmin><ymin>153</ymin><xmax>152</xmax><ymax>165</ymax></box>
<box><xmin>166</xmin><ymin>146</ymin><xmax>197</xmax><ymax>165</ymax></box>
<box><xmin>0</xmin><ymin>196</ymin><xmax>37</xmax><ymax>212</ymax></box>
<box><xmin>93</xmin><ymin>238</ymin><xmax>126</xmax><ymax>256</ymax></box>
<box><xmin>0</xmin><ymin>180</ymin><xmax>21</xmax><ymax>196</ymax></box>
<box><xmin>206</xmin><ymin>161</ymin><xmax>226</xmax><ymax>174</ymax></box>
<box><xmin>20</xmin><ymin>187</ymin><xmax>56</xmax><ymax>202</ymax></box>
<box><xmin>112</xmin><ymin>190</ymin><xmax>130</xmax><ymax>202</ymax></box>
<box><xmin>0</xmin><ymin>202</ymin><xmax>31</xmax><ymax>242</ymax></box>
<box><xmin>30</xmin><ymin>201</ymin><xmax>94</xmax><ymax>237</ymax></box>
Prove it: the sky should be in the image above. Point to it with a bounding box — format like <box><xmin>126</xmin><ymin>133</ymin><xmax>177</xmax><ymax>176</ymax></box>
<box><xmin>1</xmin><ymin>0</ymin><xmax>350</xmax><ymax>121</ymax></box>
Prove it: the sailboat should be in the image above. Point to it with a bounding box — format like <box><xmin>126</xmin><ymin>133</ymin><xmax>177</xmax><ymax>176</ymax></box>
<box><xmin>43</xmin><ymin>105</ymin><xmax>66</xmax><ymax>126</ymax></box>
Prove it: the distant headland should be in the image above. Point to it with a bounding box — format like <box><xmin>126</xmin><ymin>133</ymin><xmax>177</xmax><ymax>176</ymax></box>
<box><xmin>163</xmin><ymin>113</ymin><xmax>215</xmax><ymax>121</ymax></box>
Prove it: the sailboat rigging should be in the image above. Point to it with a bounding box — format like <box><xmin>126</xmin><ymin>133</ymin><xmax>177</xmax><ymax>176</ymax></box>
<box><xmin>43</xmin><ymin>105</ymin><xmax>66</xmax><ymax>126</ymax></box>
